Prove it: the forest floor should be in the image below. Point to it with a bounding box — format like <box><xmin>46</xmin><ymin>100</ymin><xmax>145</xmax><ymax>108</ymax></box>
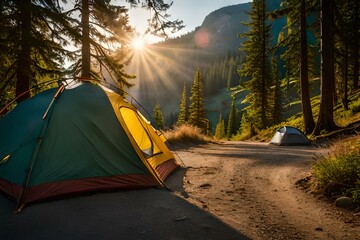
<box><xmin>172</xmin><ymin>141</ymin><xmax>360</xmax><ymax>240</ymax></box>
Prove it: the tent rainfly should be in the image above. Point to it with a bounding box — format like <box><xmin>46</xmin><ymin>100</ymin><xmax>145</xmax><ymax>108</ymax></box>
<box><xmin>0</xmin><ymin>82</ymin><xmax>179</xmax><ymax>212</ymax></box>
<box><xmin>269</xmin><ymin>126</ymin><xmax>311</xmax><ymax>146</ymax></box>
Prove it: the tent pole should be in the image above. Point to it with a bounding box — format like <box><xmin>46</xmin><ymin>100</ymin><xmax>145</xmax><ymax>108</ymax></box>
<box><xmin>15</xmin><ymin>86</ymin><xmax>64</xmax><ymax>212</ymax></box>
<box><xmin>42</xmin><ymin>85</ymin><xmax>64</xmax><ymax>119</ymax></box>
<box><xmin>15</xmin><ymin>135</ymin><xmax>44</xmax><ymax>213</ymax></box>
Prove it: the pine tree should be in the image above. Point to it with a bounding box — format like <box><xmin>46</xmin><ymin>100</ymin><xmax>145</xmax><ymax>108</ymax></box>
<box><xmin>240</xmin><ymin>0</ymin><xmax>273</xmax><ymax>130</ymax></box>
<box><xmin>226</xmin><ymin>96</ymin><xmax>237</xmax><ymax>138</ymax></box>
<box><xmin>271</xmin><ymin>55</ymin><xmax>283</xmax><ymax>124</ymax></box>
<box><xmin>238</xmin><ymin>110</ymin><xmax>256</xmax><ymax>137</ymax></box>
<box><xmin>238</xmin><ymin>112</ymin><xmax>247</xmax><ymax>135</ymax></box>
<box><xmin>275</xmin><ymin>0</ymin><xmax>317</xmax><ymax>133</ymax></box>
<box><xmin>215</xmin><ymin>114</ymin><xmax>226</xmax><ymax>140</ymax></box>
<box><xmin>64</xmin><ymin>0</ymin><xmax>136</xmax><ymax>86</ymax></box>
<box><xmin>226</xmin><ymin>57</ymin><xmax>234</xmax><ymax>89</ymax></box>
<box><xmin>0</xmin><ymin>0</ymin><xmax>70</xmax><ymax>102</ymax></box>
<box><xmin>299</xmin><ymin>0</ymin><xmax>316</xmax><ymax>133</ymax></box>
<box><xmin>188</xmin><ymin>68</ymin><xmax>208</xmax><ymax>132</ymax></box>
<box><xmin>313</xmin><ymin>0</ymin><xmax>338</xmax><ymax>135</ymax></box>
<box><xmin>333</xmin><ymin>0</ymin><xmax>359</xmax><ymax>109</ymax></box>
<box><xmin>335</xmin><ymin>0</ymin><xmax>358</xmax><ymax>90</ymax></box>
<box><xmin>177</xmin><ymin>81</ymin><xmax>187</xmax><ymax>125</ymax></box>
<box><xmin>0</xmin><ymin>0</ymin><xmax>184</xmax><ymax>103</ymax></box>
<box><xmin>67</xmin><ymin>0</ymin><xmax>183</xmax><ymax>87</ymax></box>
<box><xmin>153</xmin><ymin>103</ymin><xmax>165</xmax><ymax>130</ymax></box>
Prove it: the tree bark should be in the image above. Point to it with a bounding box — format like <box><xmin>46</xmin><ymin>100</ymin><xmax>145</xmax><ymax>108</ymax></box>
<box><xmin>81</xmin><ymin>0</ymin><xmax>91</xmax><ymax>78</ymax></box>
<box><xmin>313</xmin><ymin>0</ymin><xmax>338</xmax><ymax>135</ymax></box>
<box><xmin>261</xmin><ymin>0</ymin><xmax>267</xmax><ymax>129</ymax></box>
<box><xmin>343</xmin><ymin>46</ymin><xmax>349</xmax><ymax>110</ymax></box>
<box><xmin>300</xmin><ymin>0</ymin><xmax>315</xmax><ymax>134</ymax></box>
<box><xmin>16</xmin><ymin>0</ymin><xmax>32</xmax><ymax>102</ymax></box>
<box><xmin>353</xmin><ymin>0</ymin><xmax>359</xmax><ymax>89</ymax></box>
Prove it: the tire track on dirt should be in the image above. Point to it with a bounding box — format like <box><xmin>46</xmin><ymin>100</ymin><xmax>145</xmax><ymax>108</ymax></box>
<box><xmin>176</xmin><ymin>142</ymin><xmax>360</xmax><ymax>240</ymax></box>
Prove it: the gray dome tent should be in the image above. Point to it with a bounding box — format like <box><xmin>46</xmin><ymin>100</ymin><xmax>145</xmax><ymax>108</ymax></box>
<box><xmin>269</xmin><ymin>126</ymin><xmax>311</xmax><ymax>146</ymax></box>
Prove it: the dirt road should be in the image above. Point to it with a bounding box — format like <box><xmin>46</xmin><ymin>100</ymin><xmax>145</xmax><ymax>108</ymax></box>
<box><xmin>1</xmin><ymin>141</ymin><xmax>359</xmax><ymax>240</ymax></box>
<box><xmin>173</xmin><ymin>141</ymin><xmax>360</xmax><ymax>240</ymax></box>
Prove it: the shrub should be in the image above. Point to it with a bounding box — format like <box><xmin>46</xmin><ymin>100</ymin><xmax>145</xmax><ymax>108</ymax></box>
<box><xmin>351</xmin><ymin>99</ymin><xmax>360</xmax><ymax>115</ymax></box>
<box><xmin>312</xmin><ymin>135</ymin><xmax>360</xmax><ymax>201</ymax></box>
<box><xmin>164</xmin><ymin>124</ymin><xmax>213</xmax><ymax>144</ymax></box>
<box><xmin>352</xmin><ymin>181</ymin><xmax>360</xmax><ymax>203</ymax></box>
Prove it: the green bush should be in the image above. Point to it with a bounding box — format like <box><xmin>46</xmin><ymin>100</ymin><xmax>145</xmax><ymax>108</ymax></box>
<box><xmin>351</xmin><ymin>100</ymin><xmax>360</xmax><ymax>115</ymax></box>
<box><xmin>352</xmin><ymin>181</ymin><xmax>360</xmax><ymax>203</ymax></box>
<box><xmin>312</xmin><ymin>136</ymin><xmax>360</xmax><ymax>201</ymax></box>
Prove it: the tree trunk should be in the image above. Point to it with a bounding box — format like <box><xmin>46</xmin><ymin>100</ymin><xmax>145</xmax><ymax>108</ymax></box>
<box><xmin>261</xmin><ymin>0</ymin><xmax>267</xmax><ymax>129</ymax></box>
<box><xmin>16</xmin><ymin>0</ymin><xmax>32</xmax><ymax>102</ymax></box>
<box><xmin>300</xmin><ymin>0</ymin><xmax>315</xmax><ymax>134</ymax></box>
<box><xmin>81</xmin><ymin>0</ymin><xmax>91</xmax><ymax>78</ymax></box>
<box><xmin>343</xmin><ymin>46</ymin><xmax>349</xmax><ymax>110</ymax></box>
<box><xmin>353</xmin><ymin>0</ymin><xmax>359</xmax><ymax>89</ymax></box>
<box><xmin>313</xmin><ymin>0</ymin><xmax>338</xmax><ymax>135</ymax></box>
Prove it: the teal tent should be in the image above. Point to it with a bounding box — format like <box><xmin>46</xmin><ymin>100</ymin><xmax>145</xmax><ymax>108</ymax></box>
<box><xmin>0</xmin><ymin>82</ymin><xmax>178</xmax><ymax>211</ymax></box>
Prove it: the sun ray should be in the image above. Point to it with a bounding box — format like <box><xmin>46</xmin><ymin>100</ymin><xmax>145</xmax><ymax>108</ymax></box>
<box><xmin>126</xmin><ymin>43</ymin><xmax>217</xmax><ymax>116</ymax></box>
<box><xmin>131</xmin><ymin>37</ymin><xmax>145</xmax><ymax>50</ymax></box>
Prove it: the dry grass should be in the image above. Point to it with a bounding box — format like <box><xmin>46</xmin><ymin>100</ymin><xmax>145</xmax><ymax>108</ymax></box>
<box><xmin>312</xmin><ymin>134</ymin><xmax>360</xmax><ymax>201</ymax></box>
<box><xmin>164</xmin><ymin>124</ymin><xmax>213</xmax><ymax>145</ymax></box>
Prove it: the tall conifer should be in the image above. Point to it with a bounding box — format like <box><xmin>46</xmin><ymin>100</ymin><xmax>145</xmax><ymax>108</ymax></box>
<box><xmin>0</xmin><ymin>0</ymin><xmax>184</xmax><ymax>103</ymax></box>
<box><xmin>226</xmin><ymin>96</ymin><xmax>237</xmax><ymax>138</ymax></box>
<box><xmin>188</xmin><ymin>68</ymin><xmax>208</xmax><ymax>132</ymax></box>
<box><xmin>1</xmin><ymin>0</ymin><xmax>70</xmax><ymax>102</ymax></box>
<box><xmin>153</xmin><ymin>103</ymin><xmax>165</xmax><ymax>130</ymax></box>
<box><xmin>313</xmin><ymin>0</ymin><xmax>338</xmax><ymax>134</ymax></box>
<box><xmin>333</xmin><ymin>0</ymin><xmax>359</xmax><ymax>109</ymax></box>
<box><xmin>177</xmin><ymin>81</ymin><xmax>187</xmax><ymax>125</ymax></box>
<box><xmin>69</xmin><ymin>0</ymin><xmax>183</xmax><ymax>86</ymax></box>
<box><xmin>64</xmin><ymin>0</ymin><xmax>135</xmax><ymax>87</ymax></box>
<box><xmin>240</xmin><ymin>0</ymin><xmax>273</xmax><ymax>130</ymax></box>
<box><xmin>215</xmin><ymin>114</ymin><xmax>226</xmax><ymax>140</ymax></box>
<box><xmin>271</xmin><ymin>55</ymin><xmax>282</xmax><ymax>124</ymax></box>
<box><xmin>275</xmin><ymin>0</ymin><xmax>317</xmax><ymax>133</ymax></box>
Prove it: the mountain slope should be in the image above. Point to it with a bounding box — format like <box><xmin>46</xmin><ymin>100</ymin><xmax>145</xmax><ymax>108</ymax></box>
<box><xmin>127</xmin><ymin>3</ymin><xmax>252</xmax><ymax>126</ymax></box>
<box><xmin>156</xmin><ymin>2</ymin><xmax>252</xmax><ymax>51</ymax></box>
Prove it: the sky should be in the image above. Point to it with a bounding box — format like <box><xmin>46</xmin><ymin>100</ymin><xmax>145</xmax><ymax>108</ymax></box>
<box><xmin>128</xmin><ymin>0</ymin><xmax>251</xmax><ymax>43</ymax></box>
